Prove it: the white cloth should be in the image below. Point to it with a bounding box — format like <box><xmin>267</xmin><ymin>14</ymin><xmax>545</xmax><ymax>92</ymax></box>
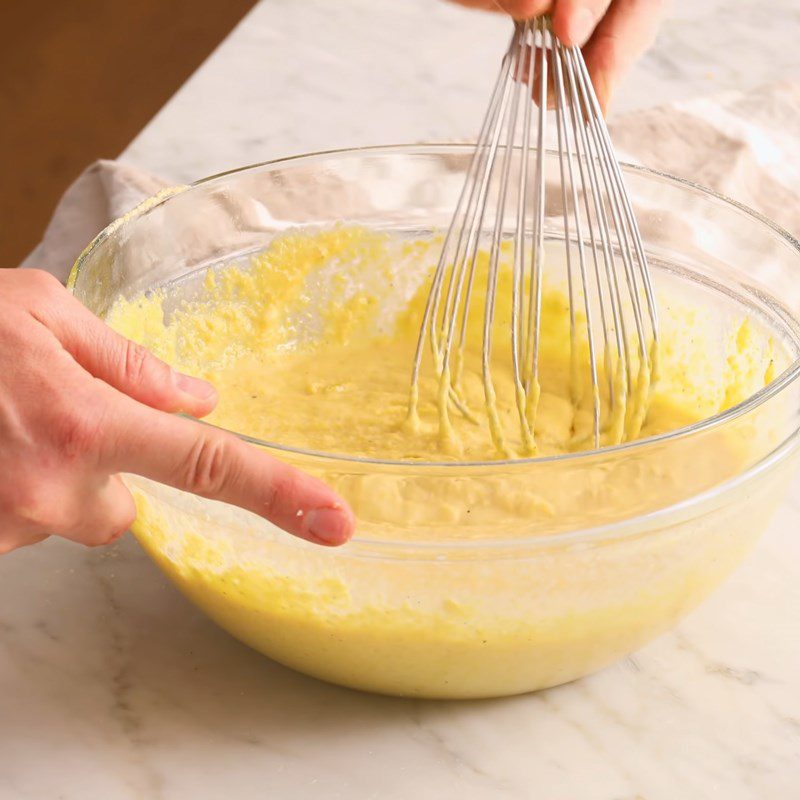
<box><xmin>21</xmin><ymin>82</ymin><xmax>800</xmax><ymax>281</ymax></box>
<box><xmin>20</xmin><ymin>160</ymin><xmax>168</xmax><ymax>282</ymax></box>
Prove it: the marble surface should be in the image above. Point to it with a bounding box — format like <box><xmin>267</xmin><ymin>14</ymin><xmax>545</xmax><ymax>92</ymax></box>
<box><xmin>125</xmin><ymin>0</ymin><xmax>800</xmax><ymax>181</ymax></box>
<box><xmin>3</xmin><ymin>1</ymin><xmax>800</xmax><ymax>798</ymax></box>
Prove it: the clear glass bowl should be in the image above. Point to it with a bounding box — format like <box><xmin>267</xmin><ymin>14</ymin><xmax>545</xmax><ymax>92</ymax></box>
<box><xmin>69</xmin><ymin>145</ymin><xmax>800</xmax><ymax>699</ymax></box>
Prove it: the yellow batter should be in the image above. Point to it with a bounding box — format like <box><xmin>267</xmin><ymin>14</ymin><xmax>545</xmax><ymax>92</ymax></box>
<box><xmin>107</xmin><ymin>225</ymin><xmax>789</xmax><ymax>697</ymax></box>
<box><xmin>110</xmin><ymin>226</ymin><xmax>775</xmax><ymax>462</ymax></box>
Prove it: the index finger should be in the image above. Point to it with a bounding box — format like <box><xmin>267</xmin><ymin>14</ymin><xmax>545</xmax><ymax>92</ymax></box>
<box><xmin>101</xmin><ymin>392</ymin><xmax>355</xmax><ymax>546</ymax></box>
<box><xmin>581</xmin><ymin>0</ymin><xmax>668</xmax><ymax>113</ymax></box>
<box><xmin>447</xmin><ymin>1</ymin><xmax>552</xmax><ymax>17</ymax></box>
<box><xmin>551</xmin><ymin>0</ymin><xmax>612</xmax><ymax>46</ymax></box>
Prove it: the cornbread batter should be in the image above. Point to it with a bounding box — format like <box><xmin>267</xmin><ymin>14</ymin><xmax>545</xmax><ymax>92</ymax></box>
<box><xmin>108</xmin><ymin>226</ymin><xmax>788</xmax><ymax>697</ymax></box>
<box><xmin>110</xmin><ymin>226</ymin><xmax>776</xmax><ymax>464</ymax></box>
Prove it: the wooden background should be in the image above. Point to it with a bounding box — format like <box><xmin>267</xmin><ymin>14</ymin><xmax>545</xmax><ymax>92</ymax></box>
<box><xmin>0</xmin><ymin>0</ymin><xmax>256</xmax><ymax>268</ymax></box>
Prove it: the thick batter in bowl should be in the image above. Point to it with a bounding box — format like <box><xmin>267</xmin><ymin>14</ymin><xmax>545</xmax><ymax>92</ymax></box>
<box><xmin>69</xmin><ymin>146</ymin><xmax>800</xmax><ymax>698</ymax></box>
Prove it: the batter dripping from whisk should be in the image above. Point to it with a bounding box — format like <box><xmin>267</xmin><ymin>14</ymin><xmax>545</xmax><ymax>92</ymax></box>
<box><xmin>403</xmin><ymin>16</ymin><xmax>659</xmax><ymax>459</ymax></box>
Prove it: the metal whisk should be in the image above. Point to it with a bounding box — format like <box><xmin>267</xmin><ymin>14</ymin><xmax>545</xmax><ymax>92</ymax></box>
<box><xmin>407</xmin><ymin>16</ymin><xmax>658</xmax><ymax>457</ymax></box>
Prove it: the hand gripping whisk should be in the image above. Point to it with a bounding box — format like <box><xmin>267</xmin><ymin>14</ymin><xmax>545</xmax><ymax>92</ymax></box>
<box><xmin>407</xmin><ymin>16</ymin><xmax>659</xmax><ymax>457</ymax></box>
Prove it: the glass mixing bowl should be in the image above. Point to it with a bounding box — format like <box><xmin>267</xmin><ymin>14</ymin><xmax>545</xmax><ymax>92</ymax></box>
<box><xmin>69</xmin><ymin>145</ymin><xmax>800</xmax><ymax>699</ymax></box>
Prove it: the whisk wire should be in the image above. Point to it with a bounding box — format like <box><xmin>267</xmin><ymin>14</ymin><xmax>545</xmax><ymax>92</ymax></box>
<box><xmin>552</xmin><ymin>33</ymin><xmax>603</xmax><ymax>447</ymax></box>
<box><xmin>561</xmin><ymin>43</ymin><xmax>629</xmax><ymax>443</ymax></box>
<box><xmin>409</xmin><ymin>16</ymin><xmax>658</xmax><ymax>457</ymax></box>
<box><xmin>522</xmin><ymin>16</ymin><xmax>547</xmax><ymax>424</ymax></box>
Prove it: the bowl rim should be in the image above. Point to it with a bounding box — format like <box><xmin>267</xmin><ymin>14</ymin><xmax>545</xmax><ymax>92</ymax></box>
<box><xmin>70</xmin><ymin>143</ymin><xmax>800</xmax><ymax>473</ymax></box>
<box><xmin>127</xmin><ymin>421</ymin><xmax>800</xmax><ymax>554</ymax></box>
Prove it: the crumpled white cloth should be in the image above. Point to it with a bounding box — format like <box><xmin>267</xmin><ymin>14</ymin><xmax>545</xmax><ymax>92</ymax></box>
<box><xmin>21</xmin><ymin>82</ymin><xmax>800</xmax><ymax>282</ymax></box>
<box><xmin>20</xmin><ymin>160</ymin><xmax>169</xmax><ymax>282</ymax></box>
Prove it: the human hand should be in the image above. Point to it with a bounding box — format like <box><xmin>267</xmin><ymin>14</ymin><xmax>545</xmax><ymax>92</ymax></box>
<box><xmin>449</xmin><ymin>0</ymin><xmax>668</xmax><ymax>113</ymax></box>
<box><xmin>0</xmin><ymin>269</ymin><xmax>355</xmax><ymax>555</ymax></box>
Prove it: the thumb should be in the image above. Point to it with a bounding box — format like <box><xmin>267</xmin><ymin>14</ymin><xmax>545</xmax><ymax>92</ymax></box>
<box><xmin>39</xmin><ymin>287</ymin><xmax>218</xmax><ymax>418</ymax></box>
<box><xmin>581</xmin><ymin>0</ymin><xmax>668</xmax><ymax>115</ymax></box>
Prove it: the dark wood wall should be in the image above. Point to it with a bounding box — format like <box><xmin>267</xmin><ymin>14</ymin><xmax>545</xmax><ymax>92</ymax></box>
<box><xmin>0</xmin><ymin>0</ymin><xmax>257</xmax><ymax>268</ymax></box>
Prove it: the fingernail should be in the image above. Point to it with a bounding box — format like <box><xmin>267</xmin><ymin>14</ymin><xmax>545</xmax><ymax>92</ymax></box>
<box><xmin>567</xmin><ymin>8</ymin><xmax>595</xmax><ymax>46</ymax></box>
<box><xmin>305</xmin><ymin>507</ymin><xmax>353</xmax><ymax>545</ymax></box>
<box><xmin>175</xmin><ymin>371</ymin><xmax>218</xmax><ymax>402</ymax></box>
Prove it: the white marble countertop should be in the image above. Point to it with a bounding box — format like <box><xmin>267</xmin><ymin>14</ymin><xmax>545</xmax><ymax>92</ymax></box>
<box><xmin>3</xmin><ymin>1</ymin><xmax>800</xmax><ymax>798</ymax></box>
